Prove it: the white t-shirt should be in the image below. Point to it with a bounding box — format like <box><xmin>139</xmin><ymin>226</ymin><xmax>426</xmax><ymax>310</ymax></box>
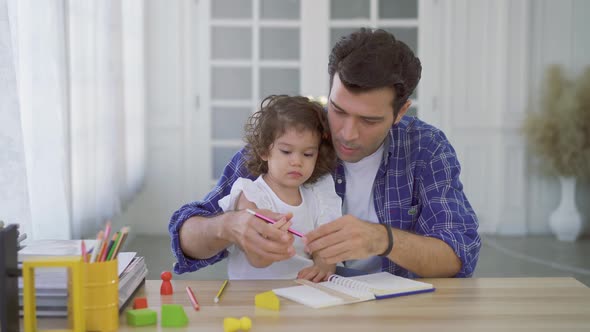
<box><xmin>342</xmin><ymin>143</ymin><xmax>385</xmax><ymax>273</ymax></box>
<box><xmin>218</xmin><ymin>174</ymin><xmax>342</xmax><ymax>279</ymax></box>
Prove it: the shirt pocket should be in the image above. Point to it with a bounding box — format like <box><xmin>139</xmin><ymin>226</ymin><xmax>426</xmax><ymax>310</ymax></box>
<box><xmin>389</xmin><ymin>204</ymin><xmax>421</xmax><ymax>230</ymax></box>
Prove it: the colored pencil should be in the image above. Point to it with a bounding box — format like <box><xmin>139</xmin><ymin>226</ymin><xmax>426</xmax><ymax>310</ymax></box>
<box><xmin>106</xmin><ymin>231</ymin><xmax>121</xmax><ymax>261</ymax></box>
<box><xmin>186</xmin><ymin>286</ymin><xmax>200</xmax><ymax>311</ymax></box>
<box><xmin>102</xmin><ymin>233</ymin><xmax>117</xmax><ymax>262</ymax></box>
<box><xmin>89</xmin><ymin>231</ymin><xmax>104</xmax><ymax>263</ymax></box>
<box><xmin>245</xmin><ymin>209</ymin><xmax>304</xmax><ymax>237</ymax></box>
<box><xmin>81</xmin><ymin>240</ymin><xmax>87</xmax><ymax>263</ymax></box>
<box><xmin>98</xmin><ymin>221</ymin><xmax>112</xmax><ymax>262</ymax></box>
<box><xmin>111</xmin><ymin>227</ymin><xmax>129</xmax><ymax>259</ymax></box>
<box><xmin>214</xmin><ymin>280</ymin><xmax>229</xmax><ymax>303</ymax></box>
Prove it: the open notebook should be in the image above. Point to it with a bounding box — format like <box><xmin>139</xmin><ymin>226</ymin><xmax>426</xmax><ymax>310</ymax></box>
<box><xmin>273</xmin><ymin>272</ymin><xmax>435</xmax><ymax>308</ymax></box>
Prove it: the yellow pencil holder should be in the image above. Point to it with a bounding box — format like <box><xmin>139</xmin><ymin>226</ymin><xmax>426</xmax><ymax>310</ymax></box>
<box><xmin>83</xmin><ymin>259</ymin><xmax>119</xmax><ymax>331</ymax></box>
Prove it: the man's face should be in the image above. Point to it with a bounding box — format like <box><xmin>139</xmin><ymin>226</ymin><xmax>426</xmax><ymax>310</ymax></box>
<box><xmin>328</xmin><ymin>73</ymin><xmax>406</xmax><ymax>163</ymax></box>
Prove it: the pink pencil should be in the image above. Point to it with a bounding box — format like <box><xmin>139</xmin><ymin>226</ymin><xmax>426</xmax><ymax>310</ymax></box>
<box><xmin>186</xmin><ymin>286</ymin><xmax>200</xmax><ymax>311</ymax></box>
<box><xmin>245</xmin><ymin>209</ymin><xmax>304</xmax><ymax>237</ymax></box>
<box><xmin>99</xmin><ymin>221</ymin><xmax>112</xmax><ymax>262</ymax></box>
<box><xmin>81</xmin><ymin>240</ymin><xmax>87</xmax><ymax>263</ymax></box>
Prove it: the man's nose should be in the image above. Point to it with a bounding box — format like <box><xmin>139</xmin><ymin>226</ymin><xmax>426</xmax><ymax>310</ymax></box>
<box><xmin>341</xmin><ymin>118</ymin><xmax>359</xmax><ymax>142</ymax></box>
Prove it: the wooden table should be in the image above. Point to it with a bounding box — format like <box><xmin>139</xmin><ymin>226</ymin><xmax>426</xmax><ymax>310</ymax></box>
<box><xmin>42</xmin><ymin>278</ymin><xmax>590</xmax><ymax>331</ymax></box>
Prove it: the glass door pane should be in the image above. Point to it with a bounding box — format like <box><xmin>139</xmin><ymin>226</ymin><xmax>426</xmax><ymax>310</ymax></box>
<box><xmin>212</xmin><ymin>27</ymin><xmax>252</xmax><ymax>59</ymax></box>
<box><xmin>379</xmin><ymin>0</ymin><xmax>418</xmax><ymax>19</ymax></box>
<box><xmin>212</xmin><ymin>0</ymin><xmax>252</xmax><ymax>19</ymax></box>
<box><xmin>331</xmin><ymin>0</ymin><xmax>371</xmax><ymax>19</ymax></box>
<box><xmin>261</xmin><ymin>0</ymin><xmax>300</xmax><ymax>19</ymax></box>
<box><xmin>260</xmin><ymin>28</ymin><xmax>300</xmax><ymax>60</ymax></box>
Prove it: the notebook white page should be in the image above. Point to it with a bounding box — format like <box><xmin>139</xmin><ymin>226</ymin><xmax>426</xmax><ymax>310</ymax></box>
<box><xmin>273</xmin><ymin>284</ymin><xmax>344</xmax><ymax>309</ymax></box>
<box><xmin>349</xmin><ymin>272</ymin><xmax>433</xmax><ymax>295</ymax></box>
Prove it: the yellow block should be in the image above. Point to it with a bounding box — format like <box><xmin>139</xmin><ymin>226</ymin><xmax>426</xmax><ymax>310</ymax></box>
<box><xmin>254</xmin><ymin>291</ymin><xmax>280</xmax><ymax>311</ymax></box>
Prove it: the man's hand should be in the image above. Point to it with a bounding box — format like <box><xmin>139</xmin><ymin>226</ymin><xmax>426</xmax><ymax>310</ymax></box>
<box><xmin>224</xmin><ymin>209</ymin><xmax>295</xmax><ymax>268</ymax></box>
<box><xmin>303</xmin><ymin>215</ymin><xmax>387</xmax><ymax>264</ymax></box>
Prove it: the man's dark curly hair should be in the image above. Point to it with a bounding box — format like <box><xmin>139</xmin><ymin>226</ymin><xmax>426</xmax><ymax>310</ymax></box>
<box><xmin>328</xmin><ymin>28</ymin><xmax>422</xmax><ymax>119</ymax></box>
<box><xmin>244</xmin><ymin>95</ymin><xmax>336</xmax><ymax>185</ymax></box>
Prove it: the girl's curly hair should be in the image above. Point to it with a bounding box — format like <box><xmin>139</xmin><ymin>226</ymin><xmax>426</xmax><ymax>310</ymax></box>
<box><xmin>244</xmin><ymin>95</ymin><xmax>336</xmax><ymax>184</ymax></box>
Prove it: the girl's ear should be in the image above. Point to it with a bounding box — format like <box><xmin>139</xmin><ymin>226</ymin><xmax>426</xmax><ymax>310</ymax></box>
<box><xmin>260</xmin><ymin>144</ymin><xmax>272</xmax><ymax>161</ymax></box>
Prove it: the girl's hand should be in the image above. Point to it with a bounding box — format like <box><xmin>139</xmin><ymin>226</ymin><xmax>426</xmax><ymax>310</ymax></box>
<box><xmin>231</xmin><ymin>194</ymin><xmax>295</xmax><ymax>267</ymax></box>
<box><xmin>297</xmin><ymin>258</ymin><xmax>336</xmax><ymax>282</ymax></box>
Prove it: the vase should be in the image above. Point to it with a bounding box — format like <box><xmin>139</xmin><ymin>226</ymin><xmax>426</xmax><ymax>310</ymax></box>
<box><xmin>549</xmin><ymin>176</ymin><xmax>583</xmax><ymax>242</ymax></box>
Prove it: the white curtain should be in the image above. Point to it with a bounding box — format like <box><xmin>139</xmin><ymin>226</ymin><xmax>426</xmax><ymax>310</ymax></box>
<box><xmin>15</xmin><ymin>0</ymin><xmax>71</xmax><ymax>240</ymax></box>
<box><xmin>1</xmin><ymin>0</ymin><xmax>146</xmax><ymax>240</ymax></box>
<box><xmin>69</xmin><ymin>0</ymin><xmax>146</xmax><ymax>238</ymax></box>
<box><xmin>0</xmin><ymin>0</ymin><xmax>32</xmax><ymax>239</ymax></box>
<box><xmin>122</xmin><ymin>0</ymin><xmax>147</xmax><ymax>204</ymax></box>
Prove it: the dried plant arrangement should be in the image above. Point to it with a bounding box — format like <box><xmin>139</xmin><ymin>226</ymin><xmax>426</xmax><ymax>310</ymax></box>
<box><xmin>523</xmin><ymin>65</ymin><xmax>590</xmax><ymax>181</ymax></box>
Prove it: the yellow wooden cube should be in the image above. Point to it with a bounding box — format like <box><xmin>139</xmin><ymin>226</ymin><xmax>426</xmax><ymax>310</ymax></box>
<box><xmin>255</xmin><ymin>291</ymin><xmax>280</xmax><ymax>311</ymax></box>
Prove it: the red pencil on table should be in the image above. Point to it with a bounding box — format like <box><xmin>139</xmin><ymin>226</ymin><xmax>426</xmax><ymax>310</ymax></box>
<box><xmin>186</xmin><ymin>286</ymin><xmax>200</xmax><ymax>311</ymax></box>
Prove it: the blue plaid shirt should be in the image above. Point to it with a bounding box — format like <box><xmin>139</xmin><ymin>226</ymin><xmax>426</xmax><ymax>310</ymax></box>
<box><xmin>169</xmin><ymin>116</ymin><xmax>481</xmax><ymax>278</ymax></box>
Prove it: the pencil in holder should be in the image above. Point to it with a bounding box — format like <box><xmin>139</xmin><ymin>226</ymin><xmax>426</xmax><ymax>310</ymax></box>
<box><xmin>83</xmin><ymin>259</ymin><xmax>119</xmax><ymax>331</ymax></box>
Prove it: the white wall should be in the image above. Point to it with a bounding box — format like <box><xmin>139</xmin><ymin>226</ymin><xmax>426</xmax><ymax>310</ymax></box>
<box><xmin>526</xmin><ymin>0</ymin><xmax>590</xmax><ymax>235</ymax></box>
<box><xmin>421</xmin><ymin>0</ymin><xmax>531</xmax><ymax>235</ymax></box>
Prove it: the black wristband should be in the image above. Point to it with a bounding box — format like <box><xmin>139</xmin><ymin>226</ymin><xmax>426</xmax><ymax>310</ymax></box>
<box><xmin>378</xmin><ymin>224</ymin><xmax>394</xmax><ymax>257</ymax></box>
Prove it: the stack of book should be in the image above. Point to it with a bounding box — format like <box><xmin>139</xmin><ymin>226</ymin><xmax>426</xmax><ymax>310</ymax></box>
<box><xmin>17</xmin><ymin>239</ymin><xmax>148</xmax><ymax>316</ymax></box>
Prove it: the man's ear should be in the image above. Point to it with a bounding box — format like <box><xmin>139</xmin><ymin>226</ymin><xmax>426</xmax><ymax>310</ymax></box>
<box><xmin>393</xmin><ymin>100</ymin><xmax>412</xmax><ymax>124</ymax></box>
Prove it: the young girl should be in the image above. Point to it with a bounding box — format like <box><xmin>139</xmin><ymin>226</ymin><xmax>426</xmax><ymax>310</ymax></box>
<box><xmin>218</xmin><ymin>95</ymin><xmax>342</xmax><ymax>281</ymax></box>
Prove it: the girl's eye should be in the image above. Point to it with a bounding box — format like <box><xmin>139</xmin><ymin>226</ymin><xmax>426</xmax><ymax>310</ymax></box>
<box><xmin>280</xmin><ymin>150</ymin><xmax>291</xmax><ymax>154</ymax></box>
<box><xmin>304</xmin><ymin>153</ymin><xmax>314</xmax><ymax>157</ymax></box>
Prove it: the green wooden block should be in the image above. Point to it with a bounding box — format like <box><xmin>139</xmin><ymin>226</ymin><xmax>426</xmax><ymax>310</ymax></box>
<box><xmin>161</xmin><ymin>304</ymin><xmax>188</xmax><ymax>327</ymax></box>
<box><xmin>126</xmin><ymin>308</ymin><xmax>157</xmax><ymax>326</ymax></box>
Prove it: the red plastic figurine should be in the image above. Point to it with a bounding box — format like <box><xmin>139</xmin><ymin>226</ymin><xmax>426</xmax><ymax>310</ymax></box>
<box><xmin>160</xmin><ymin>271</ymin><xmax>173</xmax><ymax>295</ymax></box>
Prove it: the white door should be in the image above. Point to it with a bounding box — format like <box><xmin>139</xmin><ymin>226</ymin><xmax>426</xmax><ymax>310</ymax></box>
<box><xmin>193</xmin><ymin>0</ymin><xmax>304</xmax><ymax>194</ymax></box>
<box><xmin>418</xmin><ymin>0</ymin><xmax>530</xmax><ymax>234</ymax></box>
<box><xmin>194</xmin><ymin>0</ymin><xmax>426</xmax><ymax>197</ymax></box>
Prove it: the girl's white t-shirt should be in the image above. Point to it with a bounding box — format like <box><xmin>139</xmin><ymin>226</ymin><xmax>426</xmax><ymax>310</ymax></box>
<box><xmin>218</xmin><ymin>174</ymin><xmax>342</xmax><ymax>280</ymax></box>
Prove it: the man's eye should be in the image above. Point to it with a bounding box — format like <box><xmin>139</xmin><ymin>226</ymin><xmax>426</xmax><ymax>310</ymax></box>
<box><xmin>330</xmin><ymin>105</ymin><xmax>344</xmax><ymax>114</ymax></box>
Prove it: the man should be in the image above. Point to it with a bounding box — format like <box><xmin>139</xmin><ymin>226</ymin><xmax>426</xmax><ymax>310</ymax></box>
<box><xmin>169</xmin><ymin>28</ymin><xmax>481</xmax><ymax>278</ymax></box>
